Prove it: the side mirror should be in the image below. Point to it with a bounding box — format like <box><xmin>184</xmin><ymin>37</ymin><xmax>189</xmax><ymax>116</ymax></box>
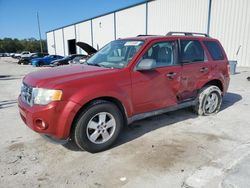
<box><xmin>136</xmin><ymin>59</ymin><xmax>156</xmax><ymax>71</ymax></box>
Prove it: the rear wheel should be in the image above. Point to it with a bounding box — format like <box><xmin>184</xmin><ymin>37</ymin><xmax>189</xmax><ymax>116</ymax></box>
<box><xmin>194</xmin><ymin>85</ymin><xmax>222</xmax><ymax>116</ymax></box>
<box><xmin>72</xmin><ymin>100</ymin><xmax>123</xmax><ymax>153</ymax></box>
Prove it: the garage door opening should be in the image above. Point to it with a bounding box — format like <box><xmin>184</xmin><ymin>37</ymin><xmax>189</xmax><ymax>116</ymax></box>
<box><xmin>68</xmin><ymin>39</ymin><xmax>76</xmax><ymax>54</ymax></box>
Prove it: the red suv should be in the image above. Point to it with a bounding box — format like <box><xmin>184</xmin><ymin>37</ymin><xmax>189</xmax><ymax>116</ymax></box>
<box><xmin>18</xmin><ymin>32</ymin><xmax>230</xmax><ymax>152</ymax></box>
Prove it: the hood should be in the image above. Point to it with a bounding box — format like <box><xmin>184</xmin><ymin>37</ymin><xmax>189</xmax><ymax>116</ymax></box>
<box><xmin>76</xmin><ymin>42</ymin><xmax>97</xmax><ymax>55</ymax></box>
<box><xmin>23</xmin><ymin>64</ymin><xmax>116</xmax><ymax>88</ymax></box>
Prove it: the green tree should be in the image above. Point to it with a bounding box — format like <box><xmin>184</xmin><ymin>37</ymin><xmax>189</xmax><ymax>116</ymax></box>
<box><xmin>0</xmin><ymin>38</ymin><xmax>47</xmax><ymax>53</ymax></box>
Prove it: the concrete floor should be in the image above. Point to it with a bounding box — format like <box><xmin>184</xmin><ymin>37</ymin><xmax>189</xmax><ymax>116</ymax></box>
<box><xmin>0</xmin><ymin>57</ymin><xmax>250</xmax><ymax>188</ymax></box>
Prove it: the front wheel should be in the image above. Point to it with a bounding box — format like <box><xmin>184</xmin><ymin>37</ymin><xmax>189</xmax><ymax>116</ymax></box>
<box><xmin>194</xmin><ymin>85</ymin><xmax>222</xmax><ymax>116</ymax></box>
<box><xmin>37</xmin><ymin>61</ymin><xmax>43</xmax><ymax>67</ymax></box>
<box><xmin>72</xmin><ymin>100</ymin><xmax>123</xmax><ymax>153</ymax></box>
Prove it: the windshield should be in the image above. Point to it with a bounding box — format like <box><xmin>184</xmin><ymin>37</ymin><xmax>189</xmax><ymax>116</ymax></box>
<box><xmin>86</xmin><ymin>40</ymin><xmax>144</xmax><ymax>69</ymax></box>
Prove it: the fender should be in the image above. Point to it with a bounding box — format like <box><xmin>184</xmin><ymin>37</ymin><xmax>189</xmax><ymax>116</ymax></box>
<box><xmin>197</xmin><ymin>72</ymin><xmax>228</xmax><ymax>95</ymax></box>
<box><xmin>68</xmin><ymin>81</ymin><xmax>133</xmax><ymax>118</ymax></box>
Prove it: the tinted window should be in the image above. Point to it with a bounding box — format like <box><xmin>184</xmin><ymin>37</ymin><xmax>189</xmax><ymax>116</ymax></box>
<box><xmin>204</xmin><ymin>41</ymin><xmax>224</xmax><ymax>60</ymax></box>
<box><xmin>141</xmin><ymin>41</ymin><xmax>177</xmax><ymax>68</ymax></box>
<box><xmin>180</xmin><ymin>40</ymin><xmax>204</xmax><ymax>63</ymax></box>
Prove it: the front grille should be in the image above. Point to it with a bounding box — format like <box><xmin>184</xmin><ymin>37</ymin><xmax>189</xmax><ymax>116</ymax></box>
<box><xmin>21</xmin><ymin>83</ymin><xmax>33</xmax><ymax>106</ymax></box>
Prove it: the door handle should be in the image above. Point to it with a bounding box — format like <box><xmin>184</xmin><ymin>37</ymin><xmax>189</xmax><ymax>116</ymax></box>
<box><xmin>166</xmin><ymin>72</ymin><xmax>177</xmax><ymax>80</ymax></box>
<box><xmin>200</xmin><ymin>67</ymin><xmax>209</xmax><ymax>72</ymax></box>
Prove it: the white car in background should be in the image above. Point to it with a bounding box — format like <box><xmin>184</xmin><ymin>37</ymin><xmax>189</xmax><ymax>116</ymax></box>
<box><xmin>13</xmin><ymin>51</ymin><xmax>31</xmax><ymax>59</ymax></box>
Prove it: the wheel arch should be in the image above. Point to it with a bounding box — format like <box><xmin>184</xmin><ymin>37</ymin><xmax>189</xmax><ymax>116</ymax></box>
<box><xmin>70</xmin><ymin>96</ymin><xmax>128</xmax><ymax>137</ymax></box>
<box><xmin>200</xmin><ymin>79</ymin><xmax>224</xmax><ymax>94</ymax></box>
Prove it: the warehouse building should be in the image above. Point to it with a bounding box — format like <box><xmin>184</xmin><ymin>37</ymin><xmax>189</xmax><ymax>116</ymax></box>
<box><xmin>46</xmin><ymin>0</ymin><xmax>250</xmax><ymax>67</ymax></box>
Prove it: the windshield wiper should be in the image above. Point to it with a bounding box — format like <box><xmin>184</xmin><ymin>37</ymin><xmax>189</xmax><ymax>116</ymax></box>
<box><xmin>86</xmin><ymin>62</ymin><xmax>104</xmax><ymax>67</ymax></box>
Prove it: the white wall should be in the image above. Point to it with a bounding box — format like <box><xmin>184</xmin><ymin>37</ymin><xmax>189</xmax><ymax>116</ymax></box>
<box><xmin>63</xmin><ymin>25</ymin><xmax>75</xmax><ymax>56</ymax></box>
<box><xmin>209</xmin><ymin>0</ymin><xmax>250</xmax><ymax>67</ymax></box>
<box><xmin>116</xmin><ymin>4</ymin><xmax>146</xmax><ymax>38</ymax></box>
<box><xmin>92</xmin><ymin>13</ymin><xmax>115</xmax><ymax>49</ymax></box>
<box><xmin>75</xmin><ymin>21</ymin><xmax>92</xmax><ymax>54</ymax></box>
<box><xmin>46</xmin><ymin>32</ymin><xmax>55</xmax><ymax>55</ymax></box>
<box><xmin>46</xmin><ymin>0</ymin><xmax>250</xmax><ymax>67</ymax></box>
<box><xmin>54</xmin><ymin>29</ymin><xmax>64</xmax><ymax>56</ymax></box>
<box><xmin>148</xmin><ymin>0</ymin><xmax>209</xmax><ymax>35</ymax></box>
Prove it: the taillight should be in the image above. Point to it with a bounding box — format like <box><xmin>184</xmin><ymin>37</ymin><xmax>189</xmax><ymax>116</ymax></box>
<box><xmin>227</xmin><ymin>63</ymin><xmax>230</xmax><ymax>74</ymax></box>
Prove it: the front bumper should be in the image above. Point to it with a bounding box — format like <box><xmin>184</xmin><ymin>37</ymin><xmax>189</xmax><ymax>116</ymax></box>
<box><xmin>18</xmin><ymin>95</ymin><xmax>81</xmax><ymax>139</ymax></box>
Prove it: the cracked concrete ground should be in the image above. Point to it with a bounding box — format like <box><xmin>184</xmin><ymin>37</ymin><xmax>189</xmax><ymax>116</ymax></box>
<box><xmin>0</xmin><ymin>57</ymin><xmax>250</xmax><ymax>188</ymax></box>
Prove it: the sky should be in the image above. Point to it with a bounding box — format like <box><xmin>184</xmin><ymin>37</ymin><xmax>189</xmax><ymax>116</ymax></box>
<box><xmin>0</xmin><ymin>0</ymin><xmax>144</xmax><ymax>39</ymax></box>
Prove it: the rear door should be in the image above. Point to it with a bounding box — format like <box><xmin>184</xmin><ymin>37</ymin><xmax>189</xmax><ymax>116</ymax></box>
<box><xmin>131</xmin><ymin>39</ymin><xmax>182</xmax><ymax>114</ymax></box>
<box><xmin>179</xmin><ymin>39</ymin><xmax>211</xmax><ymax>100</ymax></box>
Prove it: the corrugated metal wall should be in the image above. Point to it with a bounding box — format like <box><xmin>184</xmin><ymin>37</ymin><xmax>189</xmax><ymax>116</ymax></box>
<box><xmin>47</xmin><ymin>0</ymin><xmax>250</xmax><ymax>67</ymax></box>
<box><xmin>54</xmin><ymin>29</ymin><xmax>64</xmax><ymax>56</ymax></box>
<box><xmin>148</xmin><ymin>0</ymin><xmax>209</xmax><ymax>35</ymax></box>
<box><xmin>63</xmin><ymin>25</ymin><xmax>75</xmax><ymax>56</ymax></box>
<box><xmin>209</xmin><ymin>0</ymin><xmax>250</xmax><ymax>67</ymax></box>
<box><xmin>116</xmin><ymin>4</ymin><xmax>146</xmax><ymax>38</ymax></box>
<box><xmin>92</xmin><ymin>13</ymin><xmax>115</xmax><ymax>50</ymax></box>
<box><xmin>46</xmin><ymin>32</ymin><xmax>55</xmax><ymax>55</ymax></box>
<box><xmin>75</xmin><ymin>21</ymin><xmax>92</xmax><ymax>54</ymax></box>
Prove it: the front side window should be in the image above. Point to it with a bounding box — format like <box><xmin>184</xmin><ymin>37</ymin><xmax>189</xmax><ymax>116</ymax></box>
<box><xmin>140</xmin><ymin>41</ymin><xmax>177</xmax><ymax>68</ymax></box>
<box><xmin>86</xmin><ymin>40</ymin><xmax>144</xmax><ymax>69</ymax></box>
<box><xmin>180</xmin><ymin>40</ymin><xmax>205</xmax><ymax>63</ymax></box>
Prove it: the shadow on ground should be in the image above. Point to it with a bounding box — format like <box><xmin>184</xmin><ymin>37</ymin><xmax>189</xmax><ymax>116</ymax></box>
<box><xmin>221</xmin><ymin>92</ymin><xmax>242</xmax><ymax>111</ymax></box>
<box><xmin>0</xmin><ymin>75</ymin><xmax>24</xmax><ymax>81</ymax></box>
<box><xmin>0</xmin><ymin>100</ymin><xmax>17</xmax><ymax>109</ymax></box>
<box><xmin>63</xmin><ymin>92</ymin><xmax>242</xmax><ymax>152</ymax></box>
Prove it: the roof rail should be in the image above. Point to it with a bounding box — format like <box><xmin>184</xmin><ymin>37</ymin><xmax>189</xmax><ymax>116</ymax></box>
<box><xmin>166</xmin><ymin>32</ymin><xmax>209</xmax><ymax>37</ymax></box>
<box><xmin>136</xmin><ymin>34</ymin><xmax>159</xmax><ymax>37</ymax></box>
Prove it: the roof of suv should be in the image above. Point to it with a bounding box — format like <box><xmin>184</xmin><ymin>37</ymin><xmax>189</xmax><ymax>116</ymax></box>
<box><xmin>122</xmin><ymin>33</ymin><xmax>216</xmax><ymax>42</ymax></box>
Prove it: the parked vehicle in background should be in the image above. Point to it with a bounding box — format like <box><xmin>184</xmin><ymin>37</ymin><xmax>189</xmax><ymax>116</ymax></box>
<box><xmin>9</xmin><ymin>53</ymin><xmax>15</xmax><ymax>57</ymax></box>
<box><xmin>21</xmin><ymin>52</ymin><xmax>35</xmax><ymax>58</ymax></box>
<box><xmin>0</xmin><ymin>53</ymin><xmax>10</xmax><ymax>57</ymax></box>
<box><xmin>18</xmin><ymin>53</ymin><xmax>49</xmax><ymax>65</ymax></box>
<box><xmin>51</xmin><ymin>42</ymin><xmax>97</xmax><ymax>66</ymax></box>
<box><xmin>13</xmin><ymin>51</ymin><xmax>31</xmax><ymax>59</ymax></box>
<box><xmin>31</xmin><ymin>55</ymin><xmax>64</xmax><ymax>67</ymax></box>
<box><xmin>51</xmin><ymin>54</ymin><xmax>87</xmax><ymax>66</ymax></box>
<box><xmin>70</xmin><ymin>56</ymin><xmax>88</xmax><ymax>64</ymax></box>
<box><xmin>76</xmin><ymin>42</ymin><xmax>97</xmax><ymax>56</ymax></box>
<box><xmin>18</xmin><ymin>32</ymin><xmax>230</xmax><ymax>153</ymax></box>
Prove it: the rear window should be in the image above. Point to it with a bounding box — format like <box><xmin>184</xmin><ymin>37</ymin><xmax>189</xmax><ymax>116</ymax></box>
<box><xmin>204</xmin><ymin>41</ymin><xmax>224</xmax><ymax>60</ymax></box>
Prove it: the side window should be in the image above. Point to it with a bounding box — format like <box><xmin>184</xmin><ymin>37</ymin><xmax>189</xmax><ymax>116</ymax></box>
<box><xmin>204</xmin><ymin>41</ymin><xmax>224</xmax><ymax>60</ymax></box>
<box><xmin>180</xmin><ymin>40</ymin><xmax>204</xmax><ymax>63</ymax></box>
<box><xmin>141</xmin><ymin>41</ymin><xmax>176</xmax><ymax>68</ymax></box>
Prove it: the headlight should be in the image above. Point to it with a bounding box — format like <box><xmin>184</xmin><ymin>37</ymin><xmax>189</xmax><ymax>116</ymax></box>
<box><xmin>32</xmin><ymin>88</ymin><xmax>62</xmax><ymax>105</ymax></box>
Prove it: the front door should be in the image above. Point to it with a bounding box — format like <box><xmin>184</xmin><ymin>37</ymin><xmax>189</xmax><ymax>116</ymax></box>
<box><xmin>131</xmin><ymin>40</ymin><xmax>182</xmax><ymax>114</ymax></box>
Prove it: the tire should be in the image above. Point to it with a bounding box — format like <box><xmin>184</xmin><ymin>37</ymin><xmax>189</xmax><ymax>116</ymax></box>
<box><xmin>194</xmin><ymin>85</ymin><xmax>222</xmax><ymax>116</ymax></box>
<box><xmin>37</xmin><ymin>61</ymin><xmax>43</xmax><ymax>67</ymax></box>
<box><xmin>72</xmin><ymin>100</ymin><xmax>123</xmax><ymax>153</ymax></box>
